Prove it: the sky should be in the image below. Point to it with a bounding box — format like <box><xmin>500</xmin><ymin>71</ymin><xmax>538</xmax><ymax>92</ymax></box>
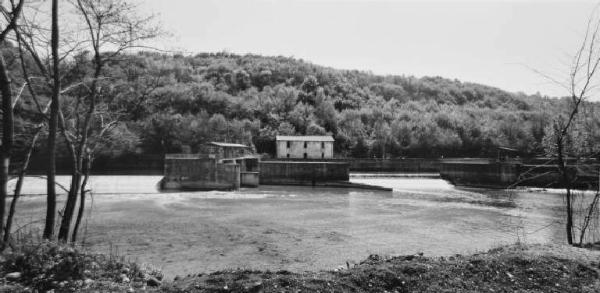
<box><xmin>139</xmin><ymin>0</ymin><xmax>598</xmax><ymax>98</ymax></box>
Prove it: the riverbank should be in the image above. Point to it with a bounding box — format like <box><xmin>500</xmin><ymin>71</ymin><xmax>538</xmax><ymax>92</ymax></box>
<box><xmin>166</xmin><ymin>243</ymin><xmax>600</xmax><ymax>292</ymax></box>
<box><xmin>1</xmin><ymin>243</ymin><xmax>599</xmax><ymax>292</ymax></box>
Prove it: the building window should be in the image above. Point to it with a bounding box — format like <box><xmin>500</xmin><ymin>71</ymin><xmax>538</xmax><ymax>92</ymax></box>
<box><xmin>321</xmin><ymin>153</ymin><xmax>324</xmax><ymax>159</ymax></box>
<box><xmin>303</xmin><ymin>153</ymin><xmax>307</xmax><ymax>159</ymax></box>
<box><xmin>286</xmin><ymin>141</ymin><xmax>290</xmax><ymax>148</ymax></box>
<box><xmin>287</xmin><ymin>154</ymin><xmax>290</xmax><ymax>158</ymax></box>
<box><xmin>304</xmin><ymin>141</ymin><xmax>307</xmax><ymax>148</ymax></box>
<box><xmin>321</xmin><ymin>142</ymin><xmax>325</xmax><ymax>148</ymax></box>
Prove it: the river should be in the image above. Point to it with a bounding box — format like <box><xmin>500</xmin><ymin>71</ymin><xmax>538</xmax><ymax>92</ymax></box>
<box><xmin>9</xmin><ymin>175</ymin><xmax>570</xmax><ymax>277</ymax></box>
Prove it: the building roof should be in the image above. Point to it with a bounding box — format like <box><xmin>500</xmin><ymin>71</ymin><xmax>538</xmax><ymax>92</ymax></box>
<box><xmin>276</xmin><ymin>135</ymin><xmax>334</xmax><ymax>142</ymax></box>
<box><xmin>498</xmin><ymin>146</ymin><xmax>519</xmax><ymax>152</ymax></box>
<box><xmin>209</xmin><ymin>142</ymin><xmax>251</xmax><ymax>148</ymax></box>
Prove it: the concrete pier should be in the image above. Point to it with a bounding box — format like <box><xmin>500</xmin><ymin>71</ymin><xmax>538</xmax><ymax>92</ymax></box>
<box><xmin>440</xmin><ymin>159</ymin><xmax>519</xmax><ymax>188</ymax></box>
<box><xmin>259</xmin><ymin>161</ymin><xmax>349</xmax><ymax>185</ymax></box>
<box><xmin>161</xmin><ymin>155</ymin><xmax>241</xmax><ymax>191</ymax></box>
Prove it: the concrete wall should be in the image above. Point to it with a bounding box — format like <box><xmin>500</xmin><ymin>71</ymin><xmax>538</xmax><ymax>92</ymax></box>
<box><xmin>439</xmin><ymin>160</ymin><xmax>519</xmax><ymax>188</ymax></box>
<box><xmin>347</xmin><ymin>158</ymin><xmax>440</xmax><ymax>172</ymax></box>
<box><xmin>241</xmin><ymin>172</ymin><xmax>259</xmax><ymax>187</ymax></box>
<box><xmin>162</xmin><ymin>157</ymin><xmax>240</xmax><ymax>190</ymax></box>
<box><xmin>264</xmin><ymin>158</ymin><xmax>440</xmax><ymax>173</ymax></box>
<box><xmin>276</xmin><ymin>141</ymin><xmax>333</xmax><ymax>159</ymax></box>
<box><xmin>518</xmin><ymin>164</ymin><xmax>598</xmax><ymax>189</ymax></box>
<box><xmin>259</xmin><ymin>161</ymin><xmax>349</xmax><ymax>185</ymax></box>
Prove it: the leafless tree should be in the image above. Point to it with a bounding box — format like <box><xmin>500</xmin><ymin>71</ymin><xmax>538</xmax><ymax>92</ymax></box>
<box><xmin>56</xmin><ymin>0</ymin><xmax>160</xmax><ymax>242</ymax></box>
<box><xmin>9</xmin><ymin>0</ymin><xmax>159</xmax><ymax>243</ymax></box>
<box><xmin>42</xmin><ymin>0</ymin><xmax>60</xmax><ymax>240</ymax></box>
<box><xmin>0</xmin><ymin>0</ymin><xmax>25</xmax><ymax>244</ymax></box>
<box><xmin>538</xmin><ymin>8</ymin><xmax>600</xmax><ymax>246</ymax></box>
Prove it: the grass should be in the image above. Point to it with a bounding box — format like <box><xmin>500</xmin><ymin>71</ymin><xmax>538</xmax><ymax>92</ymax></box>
<box><xmin>1</xmin><ymin>241</ymin><xmax>599</xmax><ymax>292</ymax></box>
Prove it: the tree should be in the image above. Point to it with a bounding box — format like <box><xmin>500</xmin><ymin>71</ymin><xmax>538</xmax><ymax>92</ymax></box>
<box><xmin>42</xmin><ymin>0</ymin><xmax>60</xmax><ymax>239</ymax></box>
<box><xmin>0</xmin><ymin>0</ymin><xmax>24</xmax><ymax>243</ymax></box>
<box><xmin>11</xmin><ymin>0</ymin><xmax>159</xmax><ymax>242</ymax></box>
<box><xmin>57</xmin><ymin>0</ymin><xmax>160</xmax><ymax>242</ymax></box>
<box><xmin>538</xmin><ymin>9</ymin><xmax>600</xmax><ymax>246</ymax></box>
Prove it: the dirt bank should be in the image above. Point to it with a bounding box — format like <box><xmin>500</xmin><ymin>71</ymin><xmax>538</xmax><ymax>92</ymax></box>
<box><xmin>1</xmin><ymin>243</ymin><xmax>599</xmax><ymax>292</ymax></box>
<box><xmin>162</xmin><ymin>243</ymin><xmax>600</xmax><ymax>292</ymax></box>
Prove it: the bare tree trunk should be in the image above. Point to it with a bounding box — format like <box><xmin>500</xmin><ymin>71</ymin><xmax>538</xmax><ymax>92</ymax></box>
<box><xmin>72</xmin><ymin>154</ymin><xmax>91</xmax><ymax>242</ymax></box>
<box><xmin>579</xmin><ymin>192</ymin><xmax>600</xmax><ymax>245</ymax></box>
<box><xmin>0</xmin><ymin>0</ymin><xmax>25</xmax><ymax>244</ymax></box>
<box><xmin>58</xmin><ymin>173</ymin><xmax>80</xmax><ymax>241</ymax></box>
<box><xmin>556</xmin><ymin>135</ymin><xmax>574</xmax><ymax>245</ymax></box>
<box><xmin>58</xmin><ymin>57</ymin><xmax>101</xmax><ymax>242</ymax></box>
<box><xmin>3</xmin><ymin>124</ymin><xmax>44</xmax><ymax>247</ymax></box>
<box><xmin>0</xmin><ymin>53</ymin><xmax>13</xmax><ymax>243</ymax></box>
<box><xmin>44</xmin><ymin>0</ymin><xmax>61</xmax><ymax>239</ymax></box>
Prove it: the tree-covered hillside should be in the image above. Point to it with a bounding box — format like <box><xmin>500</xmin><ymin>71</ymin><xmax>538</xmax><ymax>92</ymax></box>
<box><xmin>14</xmin><ymin>51</ymin><xmax>600</xmax><ymax>159</ymax></box>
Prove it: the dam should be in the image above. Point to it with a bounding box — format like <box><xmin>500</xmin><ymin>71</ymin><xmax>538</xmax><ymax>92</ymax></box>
<box><xmin>160</xmin><ymin>140</ymin><xmax>389</xmax><ymax>191</ymax></box>
<box><xmin>440</xmin><ymin>158</ymin><xmax>599</xmax><ymax>189</ymax></box>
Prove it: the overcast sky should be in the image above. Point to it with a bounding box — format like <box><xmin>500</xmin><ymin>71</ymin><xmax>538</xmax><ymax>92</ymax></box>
<box><xmin>140</xmin><ymin>0</ymin><xmax>597</xmax><ymax>98</ymax></box>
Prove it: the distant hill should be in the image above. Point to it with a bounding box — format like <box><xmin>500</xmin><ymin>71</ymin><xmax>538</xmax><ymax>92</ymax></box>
<box><xmin>16</xmin><ymin>51</ymin><xmax>600</xmax><ymax>160</ymax></box>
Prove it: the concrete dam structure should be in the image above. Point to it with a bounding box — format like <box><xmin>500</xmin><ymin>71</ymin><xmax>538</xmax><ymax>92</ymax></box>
<box><xmin>161</xmin><ymin>158</ymin><xmax>360</xmax><ymax>191</ymax></box>
<box><xmin>161</xmin><ymin>155</ymin><xmax>241</xmax><ymax>190</ymax></box>
<box><xmin>259</xmin><ymin>161</ymin><xmax>349</xmax><ymax>185</ymax></box>
<box><xmin>160</xmin><ymin>142</ymin><xmax>391</xmax><ymax>191</ymax></box>
<box><xmin>440</xmin><ymin>158</ymin><xmax>599</xmax><ymax>189</ymax></box>
<box><xmin>161</xmin><ymin>142</ymin><xmax>260</xmax><ymax>191</ymax></box>
<box><xmin>439</xmin><ymin>159</ymin><xmax>519</xmax><ymax>188</ymax></box>
<box><xmin>160</xmin><ymin>140</ymin><xmax>379</xmax><ymax>191</ymax></box>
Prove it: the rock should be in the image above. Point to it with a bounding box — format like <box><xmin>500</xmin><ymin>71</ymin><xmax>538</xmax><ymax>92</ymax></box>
<box><xmin>127</xmin><ymin>287</ymin><xmax>135</xmax><ymax>293</ymax></box>
<box><xmin>120</xmin><ymin>274</ymin><xmax>130</xmax><ymax>283</ymax></box>
<box><xmin>146</xmin><ymin>276</ymin><xmax>161</xmax><ymax>287</ymax></box>
<box><xmin>5</xmin><ymin>272</ymin><xmax>21</xmax><ymax>281</ymax></box>
<box><xmin>60</xmin><ymin>246</ymin><xmax>75</xmax><ymax>254</ymax></box>
<box><xmin>83</xmin><ymin>270</ymin><xmax>92</xmax><ymax>277</ymax></box>
<box><xmin>84</xmin><ymin>278</ymin><xmax>93</xmax><ymax>286</ymax></box>
<box><xmin>122</xmin><ymin>267</ymin><xmax>130</xmax><ymax>274</ymax></box>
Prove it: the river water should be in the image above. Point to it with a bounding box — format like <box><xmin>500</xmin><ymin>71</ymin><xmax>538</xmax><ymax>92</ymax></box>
<box><xmin>10</xmin><ymin>175</ymin><xmax>571</xmax><ymax>277</ymax></box>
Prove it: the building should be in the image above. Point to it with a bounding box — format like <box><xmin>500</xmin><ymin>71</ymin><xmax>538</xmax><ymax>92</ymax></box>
<box><xmin>161</xmin><ymin>141</ymin><xmax>259</xmax><ymax>191</ymax></box>
<box><xmin>275</xmin><ymin>135</ymin><xmax>334</xmax><ymax>159</ymax></box>
<box><xmin>207</xmin><ymin>142</ymin><xmax>254</xmax><ymax>159</ymax></box>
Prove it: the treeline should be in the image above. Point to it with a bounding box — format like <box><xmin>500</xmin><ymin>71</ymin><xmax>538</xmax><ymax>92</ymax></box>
<box><xmin>13</xmin><ymin>51</ymin><xmax>600</xmax><ymax>160</ymax></box>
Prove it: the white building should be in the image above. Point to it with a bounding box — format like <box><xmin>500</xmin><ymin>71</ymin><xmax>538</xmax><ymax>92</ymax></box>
<box><xmin>275</xmin><ymin>135</ymin><xmax>334</xmax><ymax>159</ymax></box>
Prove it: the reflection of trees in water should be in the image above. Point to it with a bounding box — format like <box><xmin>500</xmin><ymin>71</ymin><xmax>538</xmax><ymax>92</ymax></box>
<box><xmin>572</xmin><ymin>190</ymin><xmax>600</xmax><ymax>244</ymax></box>
<box><xmin>505</xmin><ymin>189</ymin><xmax>567</xmax><ymax>244</ymax></box>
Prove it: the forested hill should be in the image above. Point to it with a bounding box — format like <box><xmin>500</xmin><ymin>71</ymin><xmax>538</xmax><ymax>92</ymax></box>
<box><xmin>121</xmin><ymin>51</ymin><xmax>582</xmax><ymax>158</ymax></box>
<box><xmin>18</xmin><ymin>51</ymin><xmax>599</xmax><ymax>159</ymax></box>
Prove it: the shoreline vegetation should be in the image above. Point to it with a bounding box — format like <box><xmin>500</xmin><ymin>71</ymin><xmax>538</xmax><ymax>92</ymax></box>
<box><xmin>0</xmin><ymin>241</ymin><xmax>598</xmax><ymax>292</ymax></box>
